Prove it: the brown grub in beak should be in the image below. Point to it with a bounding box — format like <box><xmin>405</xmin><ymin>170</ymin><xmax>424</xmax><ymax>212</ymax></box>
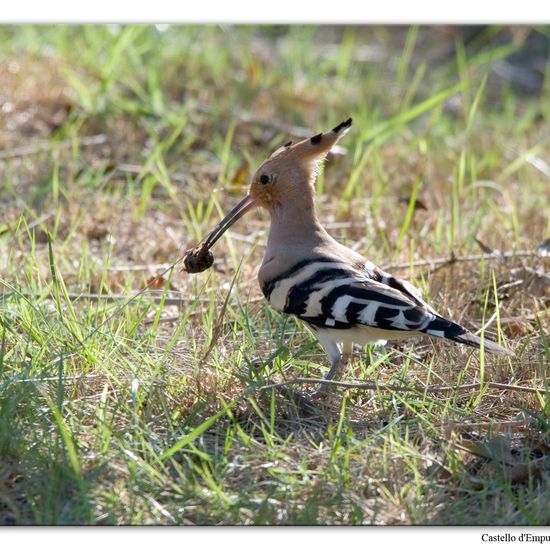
<box><xmin>182</xmin><ymin>194</ymin><xmax>258</xmax><ymax>274</ymax></box>
<box><xmin>183</xmin><ymin>245</ymin><xmax>214</xmax><ymax>273</ymax></box>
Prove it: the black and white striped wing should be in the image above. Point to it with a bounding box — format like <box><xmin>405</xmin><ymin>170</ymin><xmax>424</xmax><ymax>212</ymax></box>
<box><xmin>298</xmin><ymin>278</ymin><xmax>436</xmax><ymax>331</ymax></box>
<box><xmin>261</xmin><ymin>257</ymin><xmax>512</xmax><ymax>355</ymax></box>
<box><xmin>371</xmin><ymin>266</ymin><xmax>437</xmax><ymax>315</ymax></box>
<box><xmin>262</xmin><ymin>258</ymin><xmax>436</xmax><ymax>333</ymax></box>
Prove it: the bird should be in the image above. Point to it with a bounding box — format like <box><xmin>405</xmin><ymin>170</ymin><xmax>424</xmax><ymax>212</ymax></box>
<box><xmin>197</xmin><ymin>118</ymin><xmax>512</xmax><ymax>394</ymax></box>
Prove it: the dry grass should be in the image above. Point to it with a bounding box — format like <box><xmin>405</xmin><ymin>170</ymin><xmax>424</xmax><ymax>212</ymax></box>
<box><xmin>0</xmin><ymin>24</ymin><xmax>549</xmax><ymax>525</ymax></box>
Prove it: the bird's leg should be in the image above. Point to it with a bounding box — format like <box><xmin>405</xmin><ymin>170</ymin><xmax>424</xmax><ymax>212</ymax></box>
<box><xmin>311</xmin><ymin>333</ymin><xmax>345</xmax><ymax>398</ymax></box>
<box><xmin>324</xmin><ymin>355</ymin><xmax>344</xmax><ymax>382</ymax></box>
<box><xmin>339</xmin><ymin>341</ymin><xmax>353</xmax><ymax>377</ymax></box>
<box><xmin>312</xmin><ymin>355</ymin><xmax>351</xmax><ymax>398</ymax></box>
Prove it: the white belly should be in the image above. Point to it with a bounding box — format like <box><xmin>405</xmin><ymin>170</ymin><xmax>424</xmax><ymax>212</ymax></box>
<box><xmin>313</xmin><ymin>325</ymin><xmax>422</xmax><ymax>351</ymax></box>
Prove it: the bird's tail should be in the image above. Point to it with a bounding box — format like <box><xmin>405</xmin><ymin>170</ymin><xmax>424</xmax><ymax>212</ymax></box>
<box><xmin>423</xmin><ymin>316</ymin><xmax>513</xmax><ymax>357</ymax></box>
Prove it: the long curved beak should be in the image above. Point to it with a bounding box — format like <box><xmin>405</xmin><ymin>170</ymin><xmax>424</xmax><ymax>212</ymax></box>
<box><xmin>203</xmin><ymin>194</ymin><xmax>258</xmax><ymax>249</ymax></box>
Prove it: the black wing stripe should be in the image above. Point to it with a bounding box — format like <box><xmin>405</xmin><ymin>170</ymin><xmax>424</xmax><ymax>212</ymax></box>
<box><xmin>321</xmin><ymin>284</ymin><xmax>410</xmax><ymax>311</ymax></box>
<box><xmin>345</xmin><ymin>301</ymin><xmax>368</xmax><ymax>324</ymax></box>
<box><xmin>285</xmin><ymin>267</ymin><xmax>353</xmax><ymax>315</ymax></box>
<box><xmin>262</xmin><ymin>257</ymin><xmax>339</xmax><ymax>300</ymax></box>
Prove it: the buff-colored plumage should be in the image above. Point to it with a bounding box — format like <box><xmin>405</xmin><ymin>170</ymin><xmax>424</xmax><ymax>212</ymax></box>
<box><xmin>199</xmin><ymin>118</ymin><xmax>512</xmax><ymax>394</ymax></box>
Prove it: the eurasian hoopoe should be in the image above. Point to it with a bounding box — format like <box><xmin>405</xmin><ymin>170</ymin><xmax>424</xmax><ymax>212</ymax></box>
<box><xmin>188</xmin><ymin>118</ymin><xmax>512</xmax><ymax>392</ymax></box>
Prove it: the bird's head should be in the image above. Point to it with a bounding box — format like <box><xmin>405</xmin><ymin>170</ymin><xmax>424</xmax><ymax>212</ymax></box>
<box><xmin>248</xmin><ymin>117</ymin><xmax>352</xmax><ymax>209</ymax></box>
<box><xmin>202</xmin><ymin>118</ymin><xmax>352</xmax><ymax>249</ymax></box>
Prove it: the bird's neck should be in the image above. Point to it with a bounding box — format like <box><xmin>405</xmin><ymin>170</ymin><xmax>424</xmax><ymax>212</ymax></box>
<box><xmin>258</xmin><ymin>196</ymin><xmax>361</xmax><ymax>286</ymax></box>
<box><xmin>266</xmin><ymin>199</ymin><xmax>329</xmax><ymax>249</ymax></box>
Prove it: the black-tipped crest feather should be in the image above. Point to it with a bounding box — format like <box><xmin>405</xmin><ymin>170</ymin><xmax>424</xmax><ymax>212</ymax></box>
<box><xmin>332</xmin><ymin>117</ymin><xmax>353</xmax><ymax>134</ymax></box>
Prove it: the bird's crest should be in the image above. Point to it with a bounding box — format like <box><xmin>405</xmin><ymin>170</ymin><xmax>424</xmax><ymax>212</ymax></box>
<box><xmin>268</xmin><ymin>117</ymin><xmax>352</xmax><ymax>166</ymax></box>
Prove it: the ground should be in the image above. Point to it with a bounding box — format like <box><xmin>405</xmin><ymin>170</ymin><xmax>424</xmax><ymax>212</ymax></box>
<box><xmin>0</xmin><ymin>25</ymin><xmax>549</xmax><ymax>525</ymax></box>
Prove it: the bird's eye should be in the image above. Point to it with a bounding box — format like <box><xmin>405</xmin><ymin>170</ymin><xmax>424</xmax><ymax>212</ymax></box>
<box><xmin>259</xmin><ymin>174</ymin><xmax>270</xmax><ymax>185</ymax></box>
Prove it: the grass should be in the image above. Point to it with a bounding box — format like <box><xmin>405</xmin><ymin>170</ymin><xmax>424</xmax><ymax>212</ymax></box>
<box><xmin>0</xmin><ymin>24</ymin><xmax>549</xmax><ymax>525</ymax></box>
